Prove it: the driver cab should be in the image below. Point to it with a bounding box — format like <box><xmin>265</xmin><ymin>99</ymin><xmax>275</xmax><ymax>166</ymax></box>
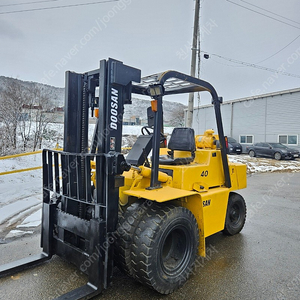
<box><xmin>126</xmin><ymin>107</ymin><xmax>195</xmax><ymax>167</ymax></box>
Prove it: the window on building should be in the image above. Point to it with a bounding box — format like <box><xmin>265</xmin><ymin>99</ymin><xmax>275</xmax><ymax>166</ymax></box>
<box><xmin>240</xmin><ymin>135</ymin><xmax>253</xmax><ymax>144</ymax></box>
<box><xmin>278</xmin><ymin>135</ymin><xmax>298</xmax><ymax>145</ymax></box>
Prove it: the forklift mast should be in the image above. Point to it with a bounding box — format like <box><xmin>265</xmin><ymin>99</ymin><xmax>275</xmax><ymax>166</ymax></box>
<box><xmin>0</xmin><ymin>59</ymin><xmax>141</xmax><ymax>299</ymax></box>
<box><xmin>0</xmin><ymin>58</ymin><xmax>230</xmax><ymax>300</ymax></box>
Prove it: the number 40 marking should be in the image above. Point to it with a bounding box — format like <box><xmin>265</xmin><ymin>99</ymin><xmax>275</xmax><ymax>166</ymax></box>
<box><xmin>201</xmin><ymin>170</ymin><xmax>208</xmax><ymax>177</ymax></box>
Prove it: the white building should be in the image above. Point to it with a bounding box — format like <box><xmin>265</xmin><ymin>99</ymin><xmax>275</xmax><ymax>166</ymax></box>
<box><xmin>192</xmin><ymin>88</ymin><xmax>300</xmax><ymax>151</ymax></box>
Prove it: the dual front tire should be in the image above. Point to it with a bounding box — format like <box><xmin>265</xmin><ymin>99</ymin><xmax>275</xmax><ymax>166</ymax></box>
<box><xmin>115</xmin><ymin>202</ymin><xmax>199</xmax><ymax>294</ymax></box>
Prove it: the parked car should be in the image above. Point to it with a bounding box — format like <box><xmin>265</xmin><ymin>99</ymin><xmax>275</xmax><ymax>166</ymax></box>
<box><xmin>227</xmin><ymin>137</ymin><xmax>243</xmax><ymax>154</ymax></box>
<box><xmin>247</xmin><ymin>142</ymin><xmax>299</xmax><ymax>160</ymax></box>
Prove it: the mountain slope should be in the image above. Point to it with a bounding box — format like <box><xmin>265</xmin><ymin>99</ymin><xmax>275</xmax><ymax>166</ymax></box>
<box><xmin>0</xmin><ymin>76</ymin><xmax>186</xmax><ymax>124</ymax></box>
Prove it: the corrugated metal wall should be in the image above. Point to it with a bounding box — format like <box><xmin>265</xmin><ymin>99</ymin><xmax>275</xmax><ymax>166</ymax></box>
<box><xmin>192</xmin><ymin>89</ymin><xmax>300</xmax><ymax>150</ymax></box>
<box><xmin>192</xmin><ymin>105</ymin><xmax>231</xmax><ymax>135</ymax></box>
<box><xmin>266</xmin><ymin>93</ymin><xmax>300</xmax><ymax>142</ymax></box>
<box><xmin>231</xmin><ymin>98</ymin><xmax>266</xmax><ymax>143</ymax></box>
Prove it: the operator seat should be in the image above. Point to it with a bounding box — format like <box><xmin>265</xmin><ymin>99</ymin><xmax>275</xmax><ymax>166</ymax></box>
<box><xmin>159</xmin><ymin>127</ymin><xmax>196</xmax><ymax>165</ymax></box>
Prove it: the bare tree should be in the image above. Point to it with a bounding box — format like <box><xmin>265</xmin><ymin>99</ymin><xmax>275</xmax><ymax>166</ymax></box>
<box><xmin>168</xmin><ymin>106</ymin><xmax>185</xmax><ymax>127</ymax></box>
<box><xmin>18</xmin><ymin>89</ymin><xmax>35</xmax><ymax>151</ymax></box>
<box><xmin>31</xmin><ymin>85</ymin><xmax>55</xmax><ymax>151</ymax></box>
<box><xmin>0</xmin><ymin>80</ymin><xmax>56</xmax><ymax>154</ymax></box>
<box><xmin>0</xmin><ymin>80</ymin><xmax>25</xmax><ymax>150</ymax></box>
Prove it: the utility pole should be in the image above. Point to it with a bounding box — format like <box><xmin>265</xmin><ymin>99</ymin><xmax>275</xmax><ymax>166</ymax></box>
<box><xmin>186</xmin><ymin>0</ymin><xmax>200</xmax><ymax>127</ymax></box>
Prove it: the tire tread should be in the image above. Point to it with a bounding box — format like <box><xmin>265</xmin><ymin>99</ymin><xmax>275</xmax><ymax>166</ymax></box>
<box><xmin>131</xmin><ymin>203</ymin><xmax>199</xmax><ymax>294</ymax></box>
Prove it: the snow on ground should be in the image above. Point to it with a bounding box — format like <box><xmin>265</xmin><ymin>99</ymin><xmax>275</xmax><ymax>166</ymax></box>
<box><xmin>1</xmin><ymin>131</ymin><xmax>300</xmax><ymax>242</ymax></box>
<box><xmin>5</xmin><ymin>230</ymin><xmax>34</xmax><ymax>239</ymax></box>
<box><xmin>0</xmin><ymin>196</ymin><xmax>41</xmax><ymax>225</ymax></box>
<box><xmin>7</xmin><ymin>204</ymin><xmax>42</xmax><ymax>227</ymax></box>
<box><xmin>0</xmin><ymin>152</ymin><xmax>42</xmax><ymax>173</ymax></box>
<box><xmin>0</xmin><ymin>169</ymin><xmax>42</xmax><ymax>205</ymax></box>
<box><xmin>17</xmin><ymin>208</ymin><xmax>42</xmax><ymax>228</ymax></box>
<box><xmin>228</xmin><ymin>154</ymin><xmax>300</xmax><ymax>174</ymax></box>
<box><xmin>0</xmin><ymin>152</ymin><xmax>43</xmax><ymax>241</ymax></box>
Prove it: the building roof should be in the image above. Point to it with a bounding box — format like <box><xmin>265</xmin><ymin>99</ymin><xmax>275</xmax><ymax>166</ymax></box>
<box><xmin>192</xmin><ymin>87</ymin><xmax>300</xmax><ymax>110</ymax></box>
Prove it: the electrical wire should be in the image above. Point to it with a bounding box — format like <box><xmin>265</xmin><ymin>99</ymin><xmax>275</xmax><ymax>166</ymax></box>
<box><xmin>239</xmin><ymin>0</ymin><xmax>300</xmax><ymax>26</ymax></box>
<box><xmin>0</xmin><ymin>0</ymin><xmax>59</xmax><ymax>8</ymax></box>
<box><xmin>0</xmin><ymin>0</ymin><xmax>118</xmax><ymax>15</ymax></box>
<box><xmin>0</xmin><ymin>0</ymin><xmax>60</xmax><ymax>8</ymax></box>
<box><xmin>210</xmin><ymin>56</ymin><xmax>246</xmax><ymax>68</ymax></box>
<box><xmin>224</xmin><ymin>1</ymin><xmax>300</xmax><ymax>64</ymax></box>
<box><xmin>256</xmin><ymin>34</ymin><xmax>300</xmax><ymax>64</ymax></box>
<box><xmin>225</xmin><ymin>0</ymin><xmax>300</xmax><ymax>30</ymax></box>
<box><xmin>204</xmin><ymin>52</ymin><xmax>300</xmax><ymax>78</ymax></box>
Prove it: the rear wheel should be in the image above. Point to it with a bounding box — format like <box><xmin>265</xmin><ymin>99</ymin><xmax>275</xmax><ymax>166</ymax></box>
<box><xmin>223</xmin><ymin>193</ymin><xmax>246</xmax><ymax>236</ymax></box>
<box><xmin>274</xmin><ymin>152</ymin><xmax>282</xmax><ymax>160</ymax></box>
<box><xmin>249</xmin><ymin>150</ymin><xmax>256</xmax><ymax>157</ymax></box>
<box><xmin>131</xmin><ymin>204</ymin><xmax>199</xmax><ymax>294</ymax></box>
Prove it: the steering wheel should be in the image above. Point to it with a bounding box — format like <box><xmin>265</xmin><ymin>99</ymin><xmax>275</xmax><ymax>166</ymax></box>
<box><xmin>141</xmin><ymin>126</ymin><xmax>152</xmax><ymax>136</ymax></box>
<box><xmin>141</xmin><ymin>126</ymin><xmax>167</xmax><ymax>145</ymax></box>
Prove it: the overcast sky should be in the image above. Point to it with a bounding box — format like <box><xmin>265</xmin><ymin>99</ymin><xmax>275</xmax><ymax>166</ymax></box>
<box><xmin>1</xmin><ymin>0</ymin><xmax>300</xmax><ymax>105</ymax></box>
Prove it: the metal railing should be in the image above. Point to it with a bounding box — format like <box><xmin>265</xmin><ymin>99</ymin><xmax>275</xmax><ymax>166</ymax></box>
<box><xmin>0</xmin><ymin>147</ymin><xmax>131</xmax><ymax>176</ymax></box>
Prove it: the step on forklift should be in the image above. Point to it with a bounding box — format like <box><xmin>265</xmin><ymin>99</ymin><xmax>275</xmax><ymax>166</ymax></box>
<box><xmin>0</xmin><ymin>58</ymin><xmax>247</xmax><ymax>299</ymax></box>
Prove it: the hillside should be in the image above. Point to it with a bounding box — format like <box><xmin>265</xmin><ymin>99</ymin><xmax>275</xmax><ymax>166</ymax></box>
<box><xmin>0</xmin><ymin>76</ymin><xmax>64</xmax><ymax>108</ymax></box>
<box><xmin>124</xmin><ymin>98</ymin><xmax>185</xmax><ymax>125</ymax></box>
<box><xmin>0</xmin><ymin>76</ymin><xmax>186</xmax><ymax>124</ymax></box>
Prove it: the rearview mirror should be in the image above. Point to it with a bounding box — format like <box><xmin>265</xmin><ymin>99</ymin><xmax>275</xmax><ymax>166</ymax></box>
<box><xmin>147</xmin><ymin>107</ymin><xmax>155</xmax><ymax>128</ymax></box>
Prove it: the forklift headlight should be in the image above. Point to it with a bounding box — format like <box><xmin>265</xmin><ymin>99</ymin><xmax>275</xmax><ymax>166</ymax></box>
<box><xmin>148</xmin><ymin>84</ymin><xmax>164</xmax><ymax>97</ymax></box>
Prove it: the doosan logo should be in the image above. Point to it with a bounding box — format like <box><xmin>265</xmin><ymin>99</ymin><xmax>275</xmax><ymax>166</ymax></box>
<box><xmin>110</xmin><ymin>88</ymin><xmax>118</xmax><ymax>130</ymax></box>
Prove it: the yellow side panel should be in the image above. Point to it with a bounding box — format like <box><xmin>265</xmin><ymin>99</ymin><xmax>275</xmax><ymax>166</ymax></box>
<box><xmin>201</xmin><ymin>188</ymin><xmax>230</xmax><ymax>238</ymax></box>
<box><xmin>236</xmin><ymin>164</ymin><xmax>247</xmax><ymax>189</ymax></box>
<box><xmin>228</xmin><ymin>164</ymin><xmax>238</xmax><ymax>190</ymax></box>
<box><xmin>176</xmin><ymin>195</ymin><xmax>206</xmax><ymax>257</ymax></box>
<box><xmin>123</xmin><ymin>186</ymin><xmax>197</xmax><ymax>202</ymax></box>
<box><xmin>228</xmin><ymin>163</ymin><xmax>247</xmax><ymax>191</ymax></box>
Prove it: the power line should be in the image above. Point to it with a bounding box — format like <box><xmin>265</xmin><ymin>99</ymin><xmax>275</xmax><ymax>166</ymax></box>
<box><xmin>204</xmin><ymin>52</ymin><xmax>300</xmax><ymax>79</ymax></box>
<box><xmin>209</xmin><ymin>56</ymin><xmax>246</xmax><ymax>68</ymax></box>
<box><xmin>225</xmin><ymin>0</ymin><xmax>300</xmax><ymax>30</ymax></box>
<box><xmin>239</xmin><ymin>0</ymin><xmax>300</xmax><ymax>26</ymax></box>
<box><xmin>0</xmin><ymin>0</ymin><xmax>118</xmax><ymax>15</ymax></box>
<box><xmin>256</xmin><ymin>34</ymin><xmax>300</xmax><ymax>64</ymax></box>
<box><xmin>0</xmin><ymin>0</ymin><xmax>59</xmax><ymax>8</ymax></box>
<box><xmin>224</xmin><ymin>1</ymin><xmax>300</xmax><ymax>64</ymax></box>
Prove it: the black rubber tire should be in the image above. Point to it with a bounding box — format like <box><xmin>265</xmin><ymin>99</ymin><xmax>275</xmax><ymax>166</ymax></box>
<box><xmin>249</xmin><ymin>150</ymin><xmax>256</xmax><ymax>157</ymax></box>
<box><xmin>223</xmin><ymin>193</ymin><xmax>246</xmax><ymax>236</ymax></box>
<box><xmin>114</xmin><ymin>200</ymin><xmax>150</xmax><ymax>277</ymax></box>
<box><xmin>274</xmin><ymin>152</ymin><xmax>282</xmax><ymax>160</ymax></box>
<box><xmin>131</xmin><ymin>204</ymin><xmax>199</xmax><ymax>294</ymax></box>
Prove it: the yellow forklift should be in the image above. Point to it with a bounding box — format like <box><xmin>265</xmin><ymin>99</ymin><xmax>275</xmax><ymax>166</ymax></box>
<box><xmin>0</xmin><ymin>59</ymin><xmax>246</xmax><ymax>299</ymax></box>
